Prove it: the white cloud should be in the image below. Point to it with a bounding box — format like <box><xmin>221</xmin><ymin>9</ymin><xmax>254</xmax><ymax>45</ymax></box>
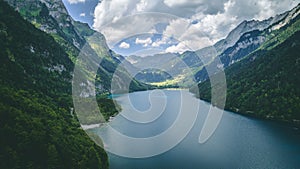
<box><xmin>136</xmin><ymin>0</ymin><xmax>148</xmax><ymax>12</ymax></box>
<box><xmin>93</xmin><ymin>0</ymin><xmax>134</xmax><ymax>29</ymax></box>
<box><xmin>163</xmin><ymin>0</ymin><xmax>203</xmax><ymax>8</ymax></box>
<box><xmin>132</xmin><ymin>17</ymin><xmax>215</xmax><ymax>53</ymax></box>
<box><xmin>226</xmin><ymin>0</ymin><xmax>299</xmax><ymax>21</ymax></box>
<box><xmin>152</xmin><ymin>36</ymin><xmax>169</xmax><ymax>47</ymax></box>
<box><xmin>93</xmin><ymin>0</ymin><xmax>298</xmax><ymax>54</ymax></box>
<box><xmin>98</xmin><ymin>14</ymin><xmax>160</xmax><ymax>46</ymax></box>
<box><xmin>67</xmin><ymin>0</ymin><xmax>85</xmax><ymax>4</ymax></box>
<box><xmin>119</xmin><ymin>42</ymin><xmax>131</xmax><ymax>49</ymax></box>
<box><xmin>165</xmin><ymin>43</ymin><xmax>189</xmax><ymax>54</ymax></box>
<box><xmin>135</xmin><ymin>37</ymin><xmax>153</xmax><ymax>47</ymax></box>
<box><xmin>80</xmin><ymin>13</ymin><xmax>86</xmax><ymax>17</ymax></box>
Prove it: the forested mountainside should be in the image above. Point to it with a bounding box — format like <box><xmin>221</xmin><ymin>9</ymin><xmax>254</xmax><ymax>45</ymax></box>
<box><xmin>4</xmin><ymin>0</ymin><xmax>149</xmax><ymax>95</ymax></box>
<box><xmin>192</xmin><ymin>30</ymin><xmax>300</xmax><ymax>126</ymax></box>
<box><xmin>0</xmin><ymin>1</ymin><xmax>108</xmax><ymax>168</ymax></box>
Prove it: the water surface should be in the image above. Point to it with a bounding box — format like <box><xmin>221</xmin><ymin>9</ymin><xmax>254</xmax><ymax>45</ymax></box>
<box><xmin>90</xmin><ymin>90</ymin><xmax>300</xmax><ymax>169</ymax></box>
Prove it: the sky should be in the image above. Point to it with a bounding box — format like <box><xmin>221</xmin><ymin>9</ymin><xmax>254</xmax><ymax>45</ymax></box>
<box><xmin>62</xmin><ymin>0</ymin><xmax>99</xmax><ymax>27</ymax></box>
<box><xmin>63</xmin><ymin>0</ymin><xmax>299</xmax><ymax>56</ymax></box>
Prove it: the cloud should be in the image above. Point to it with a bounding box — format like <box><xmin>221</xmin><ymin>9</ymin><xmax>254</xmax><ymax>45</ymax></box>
<box><xmin>136</xmin><ymin>0</ymin><xmax>148</xmax><ymax>12</ymax></box>
<box><xmin>93</xmin><ymin>0</ymin><xmax>298</xmax><ymax>54</ymax></box>
<box><xmin>163</xmin><ymin>0</ymin><xmax>202</xmax><ymax>7</ymax></box>
<box><xmin>225</xmin><ymin>0</ymin><xmax>299</xmax><ymax>21</ymax></box>
<box><xmin>97</xmin><ymin>14</ymin><xmax>160</xmax><ymax>46</ymax></box>
<box><xmin>67</xmin><ymin>0</ymin><xmax>86</xmax><ymax>4</ymax></box>
<box><xmin>135</xmin><ymin>37</ymin><xmax>153</xmax><ymax>47</ymax></box>
<box><xmin>165</xmin><ymin>43</ymin><xmax>189</xmax><ymax>54</ymax></box>
<box><xmin>152</xmin><ymin>36</ymin><xmax>168</xmax><ymax>47</ymax></box>
<box><xmin>119</xmin><ymin>42</ymin><xmax>130</xmax><ymax>49</ymax></box>
<box><xmin>80</xmin><ymin>13</ymin><xmax>86</xmax><ymax>17</ymax></box>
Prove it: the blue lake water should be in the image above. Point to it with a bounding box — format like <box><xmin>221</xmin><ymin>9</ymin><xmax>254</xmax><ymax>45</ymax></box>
<box><xmin>89</xmin><ymin>90</ymin><xmax>300</xmax><ymax>169</ymax></box>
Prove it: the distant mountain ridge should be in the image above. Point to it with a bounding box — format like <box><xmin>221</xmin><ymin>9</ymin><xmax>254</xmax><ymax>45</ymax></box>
<box><xmin>126</xmin><ymin>5</ymin><xmax>299</xmax><ymax>85</ymax></box>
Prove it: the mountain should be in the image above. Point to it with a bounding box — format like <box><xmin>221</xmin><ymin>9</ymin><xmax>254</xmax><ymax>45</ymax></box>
<box><xmin>194</xmin><ymin>3</ymin><xmax>300</xmax><ymax>83</ymax></box>
<box><xmin>127</xmin><ymin>54</ymin><xmax>174</xmax><ymax>84</ymax></box>
<box><xmin>125</xmin><ymin>53</ymin><xmax>197</xmax><ymax>87</ymax></box>
<box><xmin>193</xmin><ymin>30</ymin><xmax>300</xmax><ymax>125</ymax></box>
<box><xmin>6</xmin><ymin>0</ymin><xmax>85</xmax><ymax>48</ymax></box>
<box><xmin>195</xmin><ymin>10</ymin><xmax>289</xmax><ymax>58</ymax></box>
<box><xmin>4</xmin><ymin>0</ymin><xmax>149</xmax><ymax>95</ymax></box>
<box><xmin>0</xmin><ymin>0</ymin><xmax>108</xmax><ymax>168</ymax></box>
<box><xmin>190</xmin><ymin>3</ymin><xmax>300</xmax><ymax>125</ymax></box>
<box><xmin>213</xmin><ymin>13</ymin><xmax>288</xmax><ymax>54</ymax></box>
<box><xmin>125</xmin><ymin>8</ymin><xmax>292</xmax><ymax>86</ymax></box>
<box><xmin>125</xmin><ymin>49</ymin><xmax>214</xmax><ymax>87</ymax></box>
<box><xmin>220</xmin><ymin>4</ymin><xmax>300</xmax><ymax>66</ymax></box>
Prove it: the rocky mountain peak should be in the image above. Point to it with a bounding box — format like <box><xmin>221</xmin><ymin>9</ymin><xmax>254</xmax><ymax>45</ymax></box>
<box><xmin>5</xmin><ymin>0</ymin><xmax>85</xmax><ymax>48</ymax></box>
<box><xmin>270</xmin><ymin>3</ymin><xmax>300</xmax><ymax>31</ymax></box>
<box><xmin>216</xmin><ymin>17</ymin><xmax>282</xmax><ymax>53</ymax></box>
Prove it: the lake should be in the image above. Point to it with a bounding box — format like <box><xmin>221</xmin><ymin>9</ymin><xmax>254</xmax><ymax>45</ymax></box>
<box><xmin>89</xmin><ymin>90</ymin><xmax>300</xmax><ymax>169</ymax></box>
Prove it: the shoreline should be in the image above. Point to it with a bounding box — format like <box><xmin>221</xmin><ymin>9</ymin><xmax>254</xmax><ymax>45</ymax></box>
<box><xmin>83</xmin><ymin>89</ymin><xmax>300</xmax><ymax>130</ymax></box>
<box><xmin>195</xmin><ymin>95</ymin><xmax>300</xmax><ymax>128</ymax></box>
<box><xmin>81</xmin><ymin>116</ymin><xmax>115</xmax><ymax>130</ymax></box>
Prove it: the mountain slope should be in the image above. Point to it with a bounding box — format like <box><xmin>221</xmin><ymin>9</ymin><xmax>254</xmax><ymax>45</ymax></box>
<box><xmin>193</xmin><ymin>30</ymin><xmax>300</xmax><ymax>125</ymax></box>
<box><xmin>194</xmin><ymin>3</ymin><xmax>300</xmax><ymax>83</ymax></box>
<box><xmin>6</xmin><ymin>0</ymin><xmax>85</xmax><ymax>48</ymax></box>
<box><xmin>195</xmin><ymin>9</ymin><xmax>288</xmax><ymax>58</ymax></box>
<box><xmin>213</xmin><ymin>13</ymin><xmax>288</xmax><ymax>54</ymax></box>
<box><xmin>5</xmin><ymin>0</ymin><xmax>149</xmax><ymax>94</ymax></box>
<box><xmin>0</xmin><ymin>1</ymin><xmax>108</xmax><ymax>168</ymax></box>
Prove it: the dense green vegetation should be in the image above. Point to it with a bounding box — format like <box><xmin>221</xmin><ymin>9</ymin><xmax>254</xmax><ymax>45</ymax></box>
<box><xmin>261</xmin><ymin>14</ymin><xmax>300</xmax><ymax>51</ymax></box>
<box><xmin>192</xmin><ymin>31</ymin><xmax>300</xmax><ymax>126</ymax></box>
<box><xmin>0</xmin><ymin>1</ymin><xmax>108</xmax><ymax>168</ymax></box>
<box><xmin>76</xmin><ymin>97</ymin><xmax>121</xmax><ymax>125</ymax></box>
